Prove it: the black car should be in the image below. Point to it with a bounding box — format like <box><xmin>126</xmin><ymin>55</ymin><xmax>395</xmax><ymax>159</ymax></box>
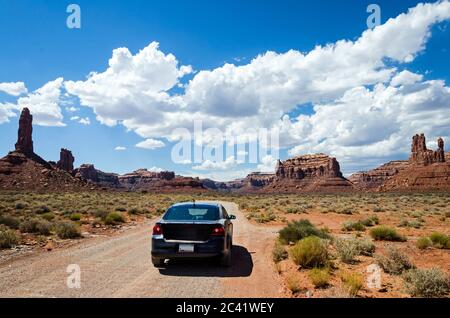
<box><xmin>151</xmin><ymin>201</ymin><xmax>236</xmax><ymax>267</ymax></box>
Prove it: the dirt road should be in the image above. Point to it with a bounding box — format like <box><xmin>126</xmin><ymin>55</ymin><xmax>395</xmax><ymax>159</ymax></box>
<box><xmin>0</xmin><ymin>202</ymin><xmax>284</xmax><ymax>298</ymax></box>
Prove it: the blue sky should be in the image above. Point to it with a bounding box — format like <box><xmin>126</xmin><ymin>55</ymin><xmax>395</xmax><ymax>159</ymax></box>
<box><xmin>0</xmin><ymin>0</ymin><xmax>449</xmax><ymax>180</ymax></box>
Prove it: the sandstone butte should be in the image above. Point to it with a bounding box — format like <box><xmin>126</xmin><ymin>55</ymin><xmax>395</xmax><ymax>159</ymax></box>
<box><xmin>349</xmin><ymin>133</ymin><xmax>450</xmax><ymax>191</ymax></box>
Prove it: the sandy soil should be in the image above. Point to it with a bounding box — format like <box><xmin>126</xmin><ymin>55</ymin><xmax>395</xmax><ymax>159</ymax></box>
<box><xmin>0</xmin><ymin>202</ymin><xmax>284</xmax><ymax>298</ymax></box>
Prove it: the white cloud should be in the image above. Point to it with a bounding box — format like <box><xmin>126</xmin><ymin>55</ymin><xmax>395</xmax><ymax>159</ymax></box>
<box><xmin>66</xmin><ymin>106</ymin><xmax>79</xmax><ymax>112</ymax></box>
<box><xmin>390</xmin><ymin>70</ymin><xmax>423</xmax><ymax>86</ymax></box>
<box><xmin>16</xmin><ymin>78</ymin><xmax>65</xmax><ymax>126</ymax></box>
<box><xmin>192</xmin><ymin>156</ymin><xmax>238</xmax><ymax>171</ymax></box>
<box><xmin>148</xmin><ymin>166</ymin><xmax>164</xmax><ymax>172</ymax></box>
<box><xmin>135</xmin><ymin>138</ymin><xmax>165</xmax><ymax>149</ymax></box>
<box><xmin>78</xmin><ymin>117</ymin><xmax>90</xmax><ymax>125</ymax></box>
<box><xmin>70</xmin><ymin>116</ymin><xmax>80</xmax><ymax>121</ymax></box>
<box><xmin>0</xmin><ymin>82</ymin><xmax>27</xmax><ymax>96</ymax></box>
<box><xmin>256</xmin><ymin>154</ymin><xmax>277</xmax><ymax>173</ymax></box>
<box><xmin>0</xmin><ymin>103</ymin><xmax>19</xmax><ymax>124</ymax></box>
<box><xmin>114</xmin><ymin>146</ymin><xmax>126</xmax><ymax>151</ymax></box>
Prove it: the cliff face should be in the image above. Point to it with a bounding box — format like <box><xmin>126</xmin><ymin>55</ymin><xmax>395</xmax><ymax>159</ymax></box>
<box><xmin>235</xmin><ymin>154</ymin><xmax>353</xmax><ymax>193</ymax></box>
<box><xmin>349</xmin><ymin>160</ymin><xmax>410</xmax><ymax>190</ymax></box>
<box><xmin>349</xmin><ymin>134</ymin><xmax>449</xmax><ymax>192</ymax></box>
<box><xmin>73</xmin><ymin>164</ymin><xmax>120</xmax><ymax>187</ymax></box>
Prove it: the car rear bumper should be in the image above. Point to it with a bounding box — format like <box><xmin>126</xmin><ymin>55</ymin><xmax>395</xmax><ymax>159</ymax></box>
<box><xmin>151</xmin><ymin>236</ymin><xmax>225</xmax><ymax>259</ymax></box>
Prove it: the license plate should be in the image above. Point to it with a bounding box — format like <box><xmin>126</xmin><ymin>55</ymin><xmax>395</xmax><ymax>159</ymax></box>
<box><xmin>179</xmin><ymin>244</ymin><xmax>194</xmax><ymax>252</ymax></box>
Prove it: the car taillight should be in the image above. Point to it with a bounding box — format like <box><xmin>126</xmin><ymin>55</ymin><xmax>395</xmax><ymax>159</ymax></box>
<box><xmin>153</xmin><ymin>224</ymin><xmax>163</xmax><ymax>235</ymax></box>
<box><xmin>211</xmin><ymin>226</ymin><xmax>225</xmax><ymax>236</ymax></box>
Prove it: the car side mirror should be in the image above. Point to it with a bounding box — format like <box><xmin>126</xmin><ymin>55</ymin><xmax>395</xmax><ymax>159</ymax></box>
<box><xmin>228</xmin><ymin>215</ymin><xmax>236</xmax><ymax>220</ymax></box>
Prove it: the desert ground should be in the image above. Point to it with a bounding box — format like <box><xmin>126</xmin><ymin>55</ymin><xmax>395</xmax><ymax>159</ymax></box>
<box><xmin>0</xmin><ymin>191</ymin><xmax>449</xmax><ymax>297</ymax></box>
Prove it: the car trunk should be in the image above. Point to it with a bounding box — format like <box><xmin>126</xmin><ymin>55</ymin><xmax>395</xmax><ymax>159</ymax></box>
<box><xmin>161</xmin><ymin>223</ymin><xmax>218</xmax><ymax>242</ymax></box>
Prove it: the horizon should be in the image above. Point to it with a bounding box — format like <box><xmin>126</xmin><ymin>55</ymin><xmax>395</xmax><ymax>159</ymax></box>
<box><xmin>1</xmin><ymin>0</ymin><xmax>450</xmax><ymax>181</ymax></box>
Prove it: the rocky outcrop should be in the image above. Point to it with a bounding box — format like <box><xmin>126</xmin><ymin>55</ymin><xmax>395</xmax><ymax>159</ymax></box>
<box><xmin>275</xmin><ymin>154</ymin><xmax>343</xmax><ymax>179</ymax></box>
<box><xmin>73</xmin><ymin>164</ymin><xmax>120</xmax><ymax>187</ymax></box>
<box><xmin>0</xmin><ymin>108</ymin><xmax>93</xmax><ymax>191</ymax></box>
<box><xmin>349</xmin><ymin>160</ymin><xmax>410</xmax><ymax>190</ymax></box>
<box><xmin>350</xmin><ymin>134</ymin><xmax>449</xmax><ymax>191</ymax></box>
<box><xmin>410</xmin><ymin>134</ymin><xmax>445</xmax><ymax>165</ymax></box>
<box><xmin>118</xmin><ymin>169</ymin><xmax>205</xmax><ymax>192</ymax></box>
<box><xmin>245</xmin><ymin>173</ymin><xmax>275</xmax><ymax>187</ymax></box>
<box><xmin>234</xmin><ymin>154</ymin><xmax>353</xmax><ymax>193</ymax></box>
<box><xmin>57</xmin><ymin>148</ymin><xmax>74</xmax><ymax>173</ymax></box>
<box><xmin>14</xmin><ymin>108</ymin><xmax>34</xmax><ymax>156</ymax></box>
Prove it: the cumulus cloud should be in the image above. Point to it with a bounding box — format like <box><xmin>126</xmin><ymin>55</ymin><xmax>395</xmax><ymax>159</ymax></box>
<box><xmin>15</xmin><ymin>78</ymin><xmax>65</xmax><ymax>126</ymax></box>
<box><xmin>114</xmin><ymin>146</ymin><xmax>126</xmax><ymax>151</ymax></box>
<box><xmin>192</xmin><ymin>156</ymin><xmax>238</xmax><ymax>171</ymax></box>
<box><xmin>78</xmin><ymin>117</ymin><xmax>90</xmax><ymax>125</ymax></box>
<box><xmin>0</xmin><ymin>82</ymin><xmax>27</xmax><ymax>96</ymax></box>
<box><xmin>0</xmin><ymin>103</ymin><xmax>19</xmax><ymax>124</ymax></box>
<box><xmin>135</xmin><ymin>138</ymin><xmax>165</xmax><ymax>149</ymax></box>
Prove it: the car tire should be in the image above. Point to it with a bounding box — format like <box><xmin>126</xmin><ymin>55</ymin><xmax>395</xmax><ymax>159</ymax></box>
<box><xmin>219</xmin><ymin>239</ymin><xmax>232</xmax><ymax>267</ymax></box>
<box><xmin>152</xmin><ymin>256</ymin><xmax>165</xmax><ymax>267</ymax></box>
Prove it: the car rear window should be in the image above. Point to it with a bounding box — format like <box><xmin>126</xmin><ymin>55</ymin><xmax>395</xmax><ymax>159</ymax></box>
<box><xmin>163</xmin><ymin>205</ymin><xmax>220</xmax><ymax>221</ymax></box>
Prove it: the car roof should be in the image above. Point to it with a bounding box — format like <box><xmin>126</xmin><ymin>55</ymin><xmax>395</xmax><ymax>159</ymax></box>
<box><xmin>170</xmin><ymin>201</ymin><xmax>222</xmax><ymax>208</ymax></box>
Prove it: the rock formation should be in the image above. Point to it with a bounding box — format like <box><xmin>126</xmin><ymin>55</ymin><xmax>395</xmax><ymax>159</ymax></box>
<box><xmin>350</xmin><ymin>134</ymin><xmax>449</xmax><ymax>191</ymax></box>
<box><xmin>409</xmin><ymin>133</ymin><xmax>445</xmax><ymax>165</ymax></box>
<box><xmin>57</xmin><ymin>148</ymin><xmax>74</xmax><ymax>173</ymax></box>
<box><xmin>14</xmin><ymin>108</ymin><xmax>34</xmax><ymax>156</ymax></box>
<box><xmin>349</xmin><ymin>161</ymin><xmax>410</xmax><ymax>190</ymax></box>
<box><xmin>73</xmin><ymin>164</ymin><xmax>120</xmax><ymax>187</ymax></box>
<box><xmin>118</xmin><ymin>169</ymin><xmax>205</xmax><ymax>192</ymax></box>
<box><xmin>0</xmin><ymin>109</ymin><xmax>93</xmax><ymax>191</ymax></box>
<box><xmin>275</xmin><ymin>154</ymin><xmax>343</xmax><ymax>179</ymax></box>
<box><xmin>234</xmin><ymin>154</ymin><xmax>353</xmax><ymax>193</ymax></box>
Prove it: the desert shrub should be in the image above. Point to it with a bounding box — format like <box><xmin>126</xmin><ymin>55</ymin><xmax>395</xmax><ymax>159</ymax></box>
<box><xmin>373</xmin><ymin>206</ymin><xmax>384</xmax><ymax>213</ymax></box>
<box><xmin>416</xmin><ymin>237</ymin><xmax>432</xmax><ymax>250</ymax></box>
<box><xmin>114</xmin><ymin>206</ymin><xmax>127</xmax><ymax>212</ymax></box>
<box><xmin>279</xmin><ymin>219</ymin><xmax>329</xmax><ymax>244</ymax></box>
<box><xmin>338</xmin><ymin>207</ymin><xmax>354</xmax><ymax>215</ymax></box>
<box><xmin>308</xmin><ymin>268</ymin><xmax>330</xmax><ymax>288</ymax></box>
<box><xmin>128</xmin><ymin>207</ymin><xmax>140</xmax><ymax>215</ymax></box>
<box><xmin>272</xmin><ymin>240</ymin><xmax>288</xmax><ymax>263</ymax></box>
<box><xmin>15</xmin><ymin>202</ymin><xmax>27</xmax><ymax>209</ymax></box>
<box><xmin>55</xmin><ymin>222</ymin><xmax>81</xmax><ymax>239</ymax></box>
<box><xmin>370</xmin><ymin>226</ymin><xmax>406</xmax><ymax>242</ymax></box>
<box><xmin>360</xmin><ymin>216</ymin><xmax>379</xmax><ymax>227</ymax></box>
<box><xmin>340</xmin><ymin>271</ymin><xmax>363</xmax><ymax>296</ymax></box>
<box><xmin>0</xmin><ymin>215</ymin><xmax>20</xmax><ymax>229</ymax></box>
<box><xmin>69</xmin><ymin>213</ymin><xmax>82</xmax><ymax>221</ymax></box>
<box><xmin>290</xmin><ymin>236</ymin><xmax>329</xmax><ymax>268</ymax></box>
<box><xmin>105</xmin><ymin>212</ymin><xmax>125</xmax><ymax>225</ymax></box>
<box><xmin>335</xmin><ymin>238</ymin><xmax>360</xmax><ymax>263</ymax></box>
<box><xmin>94</xmin><ymin>210</ymin><xmax>108</xmax><ymax>220</ymax></box>
<box><xmin>429</xmin><ymin>232</ymin><xmax>450</xmax><ymax>249</ymax></box>
<box><xmin>342</xmin><ymin>221</ymin><xmax>365</xmax><ymax>232</ymax></box>
<box><xmin>41</xmin><ymin>212</ymin><xmax>55</xmax><ymax>221</ymax></box>
<box><xmin>399</xmin><ymin>219</ymin><xmax>422</xmax><ymax>229</ymax></box>
<box><xmin>286</xmin><ymin>207</ymin><xmax>300</xmax><ymax>214</ymax></box>
<box><xmin>255</xmin><ymin>212</ymin><xmax>276</xmax><ymax>223</ymax></box>
<box><xmin>34</xmin><ymin>205</ymin><xmax>50</xmax><ymax>214</ymax></box>
<box><xmin>356</xmin><ymin>238</ymin><xmax>376</xmax><ymax>256</ymax></box>
<box><xmin>19</xmin><ymin>219</ymin><xmax>52</xmax><ymax>235</ymax></box>
<box><xmin>403</xmin><ymin>268</ymin><xmax>450</xmax><ymax>298</ymax></box>
<box><xmin>376</xmin><ymin>246</ymin><xmax>414</xmax><ymax>275</ymax></box>
<box><xmin>0</xmin><ymin>225</ymin><xmax>19</xmax><ymax>248</ymax></box>
<box><xmin>285</xmin><ymin>275</ymin><xmax>302</xmax><ymax>293</ymax></box>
